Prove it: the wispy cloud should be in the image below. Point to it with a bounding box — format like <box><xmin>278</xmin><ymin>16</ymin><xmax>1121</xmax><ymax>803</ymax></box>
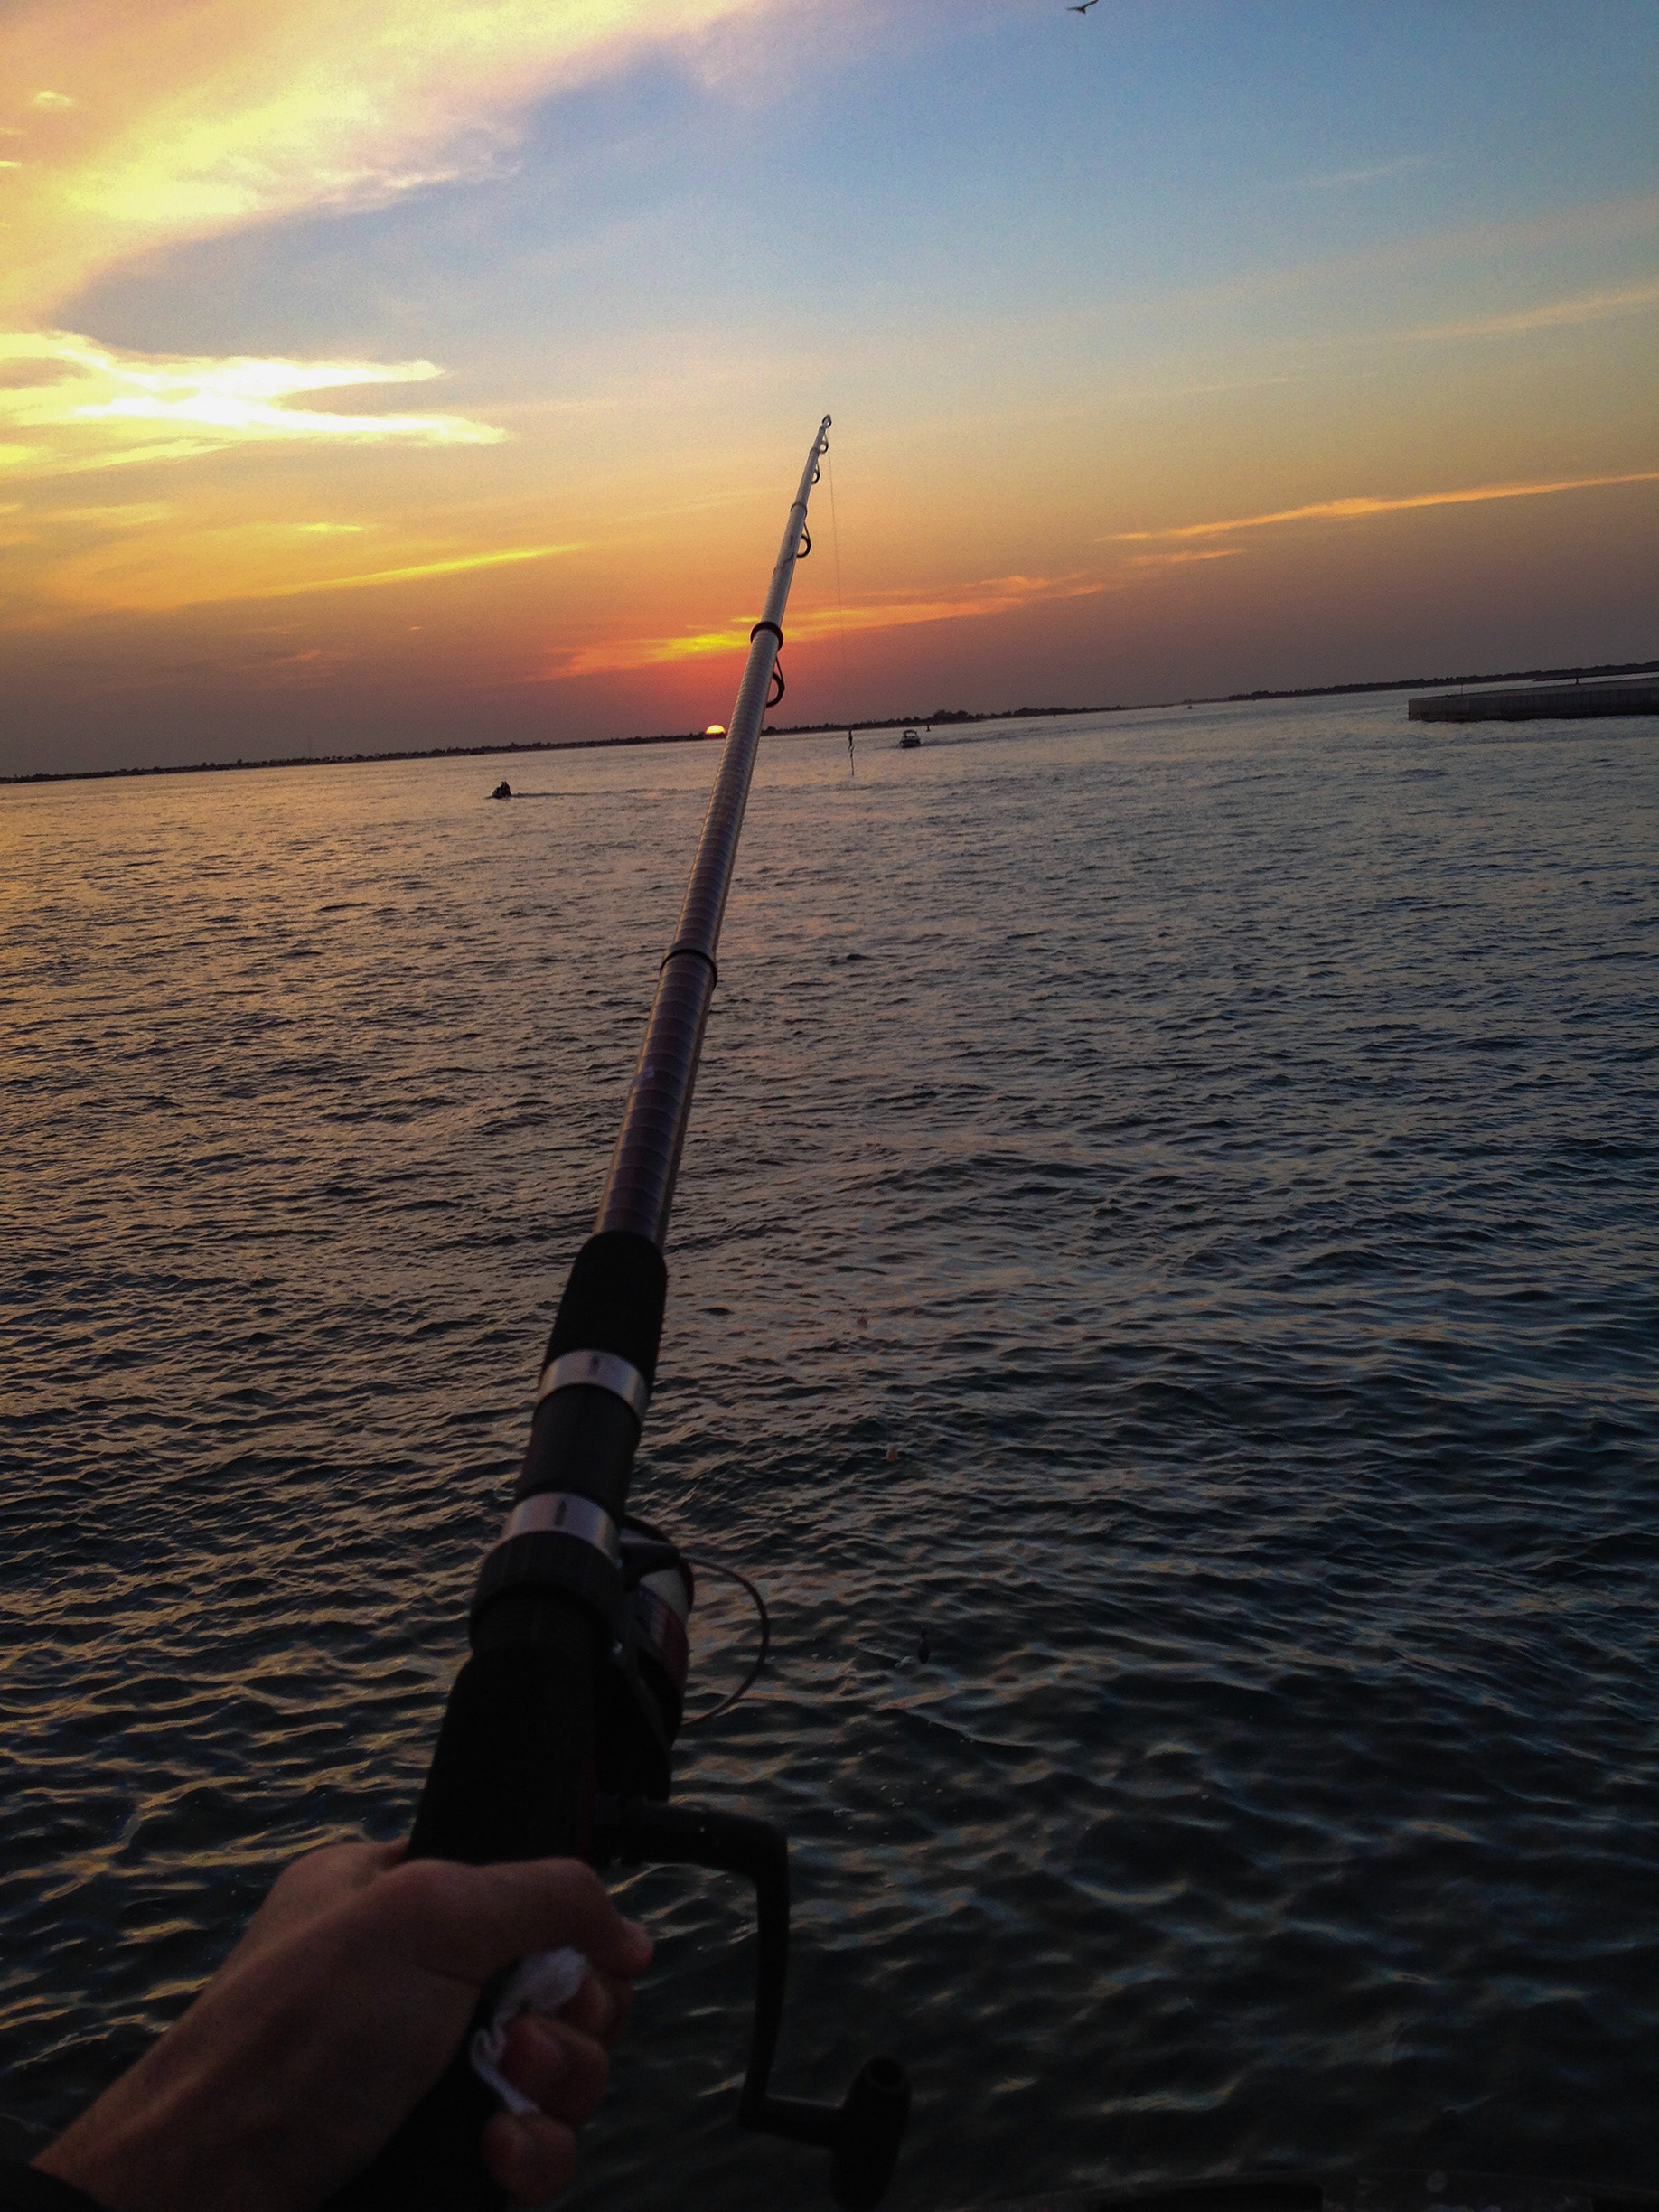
<box><xmin>39</xmin><ymin>501</ymin><xmax>173</xmax><ymax>527</ymax></box>
<box><xmin>1393</xmin><ymin>276</ymin><xmax>1659</xmax><ymax>343</ymax></box>
<box><xmin>1104</xmin><ymin>471</ymin><xmax>1659</xmax><ymax>544</ymax></box>
<box><xmin>1284</xmin><ymin>154</ymin><xmax>1433</xmax><ymax>192</ymax></box>
<box><xmin>542</xmin><ymin>572</ymin><xmax>1109</xmax><ymax>679</ymax></box>
<box><xmin>1156</xmin><ymin>191</ymin><xmax>1659</xmax><ymax>323</ymax></box>
<box><xmin>0</xmin><ymin>331</ymin><xmax>501</xmax><ymax>474</ymax></box>
<box><xmin>253</xmin><ymin>542</ymin><xmax>579</xmax><ymax>603</ymax></box>
<box><xmin>5</xmin><ymin>521</ymin><xmax>583</xmax><ymax>624</ymax></box>
<box><xmin>1128</xmin><ymin>549</ymin><xmax>1240</xmax><ymax>568</ymax></box>
<box><xmin>0</xmin><ymin>0</ymin><xmax>780</xmax><ymax>320</ymax></box>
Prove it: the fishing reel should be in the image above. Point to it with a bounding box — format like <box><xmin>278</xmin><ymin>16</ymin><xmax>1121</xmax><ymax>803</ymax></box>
<box><xmin>469</xmin><ymin>1493</ymin><xmax>694</xmax><ymax>1804</ymax></box>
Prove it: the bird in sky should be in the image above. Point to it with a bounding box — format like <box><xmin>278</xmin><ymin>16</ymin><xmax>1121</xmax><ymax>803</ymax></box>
<box><xmin>1068</xmin><ymin>0</ymin><xmax>1100</xmax><ymax>13</ymax></box>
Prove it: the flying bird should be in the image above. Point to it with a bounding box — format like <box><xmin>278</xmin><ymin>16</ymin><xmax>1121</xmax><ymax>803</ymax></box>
<box><xmin>1068</xmin><ymin>0</ymin><xmax>1100</xmax><ymax>12</ymax></box>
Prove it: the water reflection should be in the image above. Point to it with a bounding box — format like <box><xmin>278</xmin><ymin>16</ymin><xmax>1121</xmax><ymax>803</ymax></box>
<box><xmin>2</xmin><ymin>703</ymin><xmax>1656</xmax><ymax>2203</ymax></box>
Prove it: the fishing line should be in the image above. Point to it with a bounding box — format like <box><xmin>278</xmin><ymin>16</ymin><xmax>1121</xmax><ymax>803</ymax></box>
<box><xmin>679</xmin><ymin>1554</ymin><xmax>771</xmax><ymax>1727</ymax></box>
<box><xmin>333</xmin><ymin>419</ymin><xmax>911</xmax><ymax>2212</ymax></box>
<box><xmin>827</xmin><ymin>440</ymin><xmax>855</xmax><ymax>764</ymax></box>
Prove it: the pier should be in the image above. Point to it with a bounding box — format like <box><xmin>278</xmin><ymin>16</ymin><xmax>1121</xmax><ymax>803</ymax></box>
<box><xmin>1409</xmin><ymin>676</ymin><xmax>1659</xmax><ymax>722</ymax></box>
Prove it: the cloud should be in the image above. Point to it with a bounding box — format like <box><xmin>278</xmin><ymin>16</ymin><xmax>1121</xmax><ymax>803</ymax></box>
<box><xmin>1284</xmin><ymin>155</ymin><xmax>1433</xmax><ymax>191</ymax></box>
<box><xmin>542</xmin><ymin>571</ymin><xmax>1110</xmax><ymax>679</ymax></box>
<box><xmin>1158</xmin><ymin>191</ymin><xmax>1659</xmax><ymax>323</ymax></box>
<box><xmin>4</xmin><ymin>514</ymin><xmax>584</xmax><ymax>623</ymax></box>
<box><xmin>38</xmin><ymin>501</ymin><xmax>173</xmax><ymax>527</ymax></box>
<box><xmin>0</xmin><ymin>330</ymin><xmax>502</xmax><ymax>474</ymax></box>
<box><xmin>0</xmin><ymin>0</ymin><xmax>780</xmax><ymax>321</ymax></box>
<box><xmin>1394</xmin><ymin>276</ymin><xmax>1659</xmax><ymax>342</ymax></box>
<box><xmin>0</xmin><ymin>326</ymin><xmax>535</xmax><ymax>621</ymax></box>
<box><xmin>1104</xmin><ymin>471</ymin><xmax>1659</xmax><ymax>543</ymax></box>
<box><xmin>248</xmin><ymin>542</ymin><xmax>580</xmax><ymax>604</ymax></box>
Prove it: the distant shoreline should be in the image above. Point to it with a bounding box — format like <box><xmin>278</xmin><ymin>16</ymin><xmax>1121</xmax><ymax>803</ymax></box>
<box><xmin>6</xmin><ymin>654</ymin><xmax>1654</xmax><ymax>788</ymax></box>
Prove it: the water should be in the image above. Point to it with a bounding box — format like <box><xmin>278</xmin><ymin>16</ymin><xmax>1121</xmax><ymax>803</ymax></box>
<box><xmin>3</xmin><ymin>697</ymin><xmax>1656</xmax><ymax>2208</ymax></box>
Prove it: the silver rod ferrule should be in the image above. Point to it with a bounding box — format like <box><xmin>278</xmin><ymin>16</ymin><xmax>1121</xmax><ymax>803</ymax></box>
<box><xmin>535</xmin><ymin>1348</ymin><xmax>651</xmax><ymax>1422</ymax></box>
<box><xmin>499</xmin><ymin>1491</ymin><xmax>623</xmax><ymax>1564</ymax></box>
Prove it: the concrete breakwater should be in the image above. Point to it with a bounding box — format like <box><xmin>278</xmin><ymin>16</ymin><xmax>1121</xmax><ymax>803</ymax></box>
<box><xmin>1410</xmin><ymin>676</ymin><xmax>1659</xmax><ymax>721</ymax></box>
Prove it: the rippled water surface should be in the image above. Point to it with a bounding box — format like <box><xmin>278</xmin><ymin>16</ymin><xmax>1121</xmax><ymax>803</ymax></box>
<box><xmin>4</xmin><ymin>698</ymin><xmax>1657</xmax><ymax>2207</ymax></box>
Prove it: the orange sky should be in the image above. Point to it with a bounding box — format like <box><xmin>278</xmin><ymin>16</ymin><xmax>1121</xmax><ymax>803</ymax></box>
<box><xmin>2</xmin><ymin>1</ymin><xmax>1655</xmax><ymax>773</ymax></box>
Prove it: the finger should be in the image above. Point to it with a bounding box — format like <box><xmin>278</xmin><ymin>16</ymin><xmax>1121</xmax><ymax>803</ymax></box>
<box><xmin>498</xmin><ymin>2016</ymin><xmax>610</xmax><ymax>2125</ymax></box>
<box><xmin>559</xmin><ymin>1970</ymin><xmax>633</xmax><ymax>2046</ymax></box>
<box><xmin>483</xmin><ymin>2109</ymin><xmax>577</xmax><ymax>2206</ymax></box>
<box><xmin>354</xmin><ymin>1858</ymin><xmax>653</xmax><ymax>1986</ymax></box>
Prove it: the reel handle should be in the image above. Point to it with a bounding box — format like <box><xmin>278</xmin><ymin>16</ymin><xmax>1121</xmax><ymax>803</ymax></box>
<box><xmin>596</xmin><ymin>1799</ymin><xmax>911</xmax><ymax>2211</ymax></box>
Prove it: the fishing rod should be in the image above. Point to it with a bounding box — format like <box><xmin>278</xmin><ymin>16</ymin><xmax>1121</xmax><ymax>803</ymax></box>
<box><xmin>333</xmin><ymin>417</ymin><xmax>909</xmax><ymax>2212</ymax></box>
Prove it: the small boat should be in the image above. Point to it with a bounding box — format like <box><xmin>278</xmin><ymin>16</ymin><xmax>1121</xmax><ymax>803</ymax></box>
<box><xmin>899</xmin><ymin>729</ymin><xmax>921</xmax><ymax>750</ymax></box>
<box><xmin>491</xmin><ymin>779</ymin><xmax>512</xmax><ymax>799</ymax></box>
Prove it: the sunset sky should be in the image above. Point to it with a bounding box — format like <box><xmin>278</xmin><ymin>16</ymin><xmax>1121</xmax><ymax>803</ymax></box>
<box><xmin>2</xmin><ymin>0</ymin><xmax>1655</xmax><ymax>776</ymax></box>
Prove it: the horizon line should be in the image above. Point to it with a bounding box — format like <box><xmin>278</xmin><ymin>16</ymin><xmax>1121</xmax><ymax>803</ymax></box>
<box><xmin>6</xmin><ymin>655</ymin><xmax>1655</xmax><ymax>789</ymax></box>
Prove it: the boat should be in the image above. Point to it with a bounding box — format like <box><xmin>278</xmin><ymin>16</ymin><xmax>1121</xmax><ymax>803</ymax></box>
<box><xmin>899</xmin><ymin>728</ymin><xmax>921</xmax><ymax>749</ymax></box>
<box><xmin>490</xmin><ymin>778</ymin><xmax>512</xmax><ymax>799</ymax></box>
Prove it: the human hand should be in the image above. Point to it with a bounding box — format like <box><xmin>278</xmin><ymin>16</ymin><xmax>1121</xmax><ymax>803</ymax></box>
<box><xmin>35</xmin><ymin>1843</ymin><xmax>651</xmax><ymax>2212</ymax></box>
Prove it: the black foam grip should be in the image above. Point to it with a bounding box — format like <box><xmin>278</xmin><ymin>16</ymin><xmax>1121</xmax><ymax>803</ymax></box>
<box><xmin>408</xmin><ymin>1615</ymin><xmax>596</xmax><ymax>1862</ymax></box>
<box><xmin>325</xmin><ymin>2048</ymin><xmax>499</xmax><ymax>2212</ymax></box>
<box><xmin>511</xmin><ymin>1385</ymin><xmax>642</xmax><ymax>1525</ymax></box>
<box><xmin>324</xmin><ymin>1605</ymin><xmax>598</xmax><ymax>2212</ymax></box>
<box><xmin>545</xmin><ymin>1232</ymin><xmax>668</xmax><ymax>1387</ymax></box>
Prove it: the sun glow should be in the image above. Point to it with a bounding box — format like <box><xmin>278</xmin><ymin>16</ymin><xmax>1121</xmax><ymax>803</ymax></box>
<box><xmin>547</xmin><ymin>576</ymin><xmax>1112</xmax><ymax>680</ymax></box>
<box><xmin>2</xmin><ymin>2</ymin><xmax>1654</xmax><ymax>774</ymax></box>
